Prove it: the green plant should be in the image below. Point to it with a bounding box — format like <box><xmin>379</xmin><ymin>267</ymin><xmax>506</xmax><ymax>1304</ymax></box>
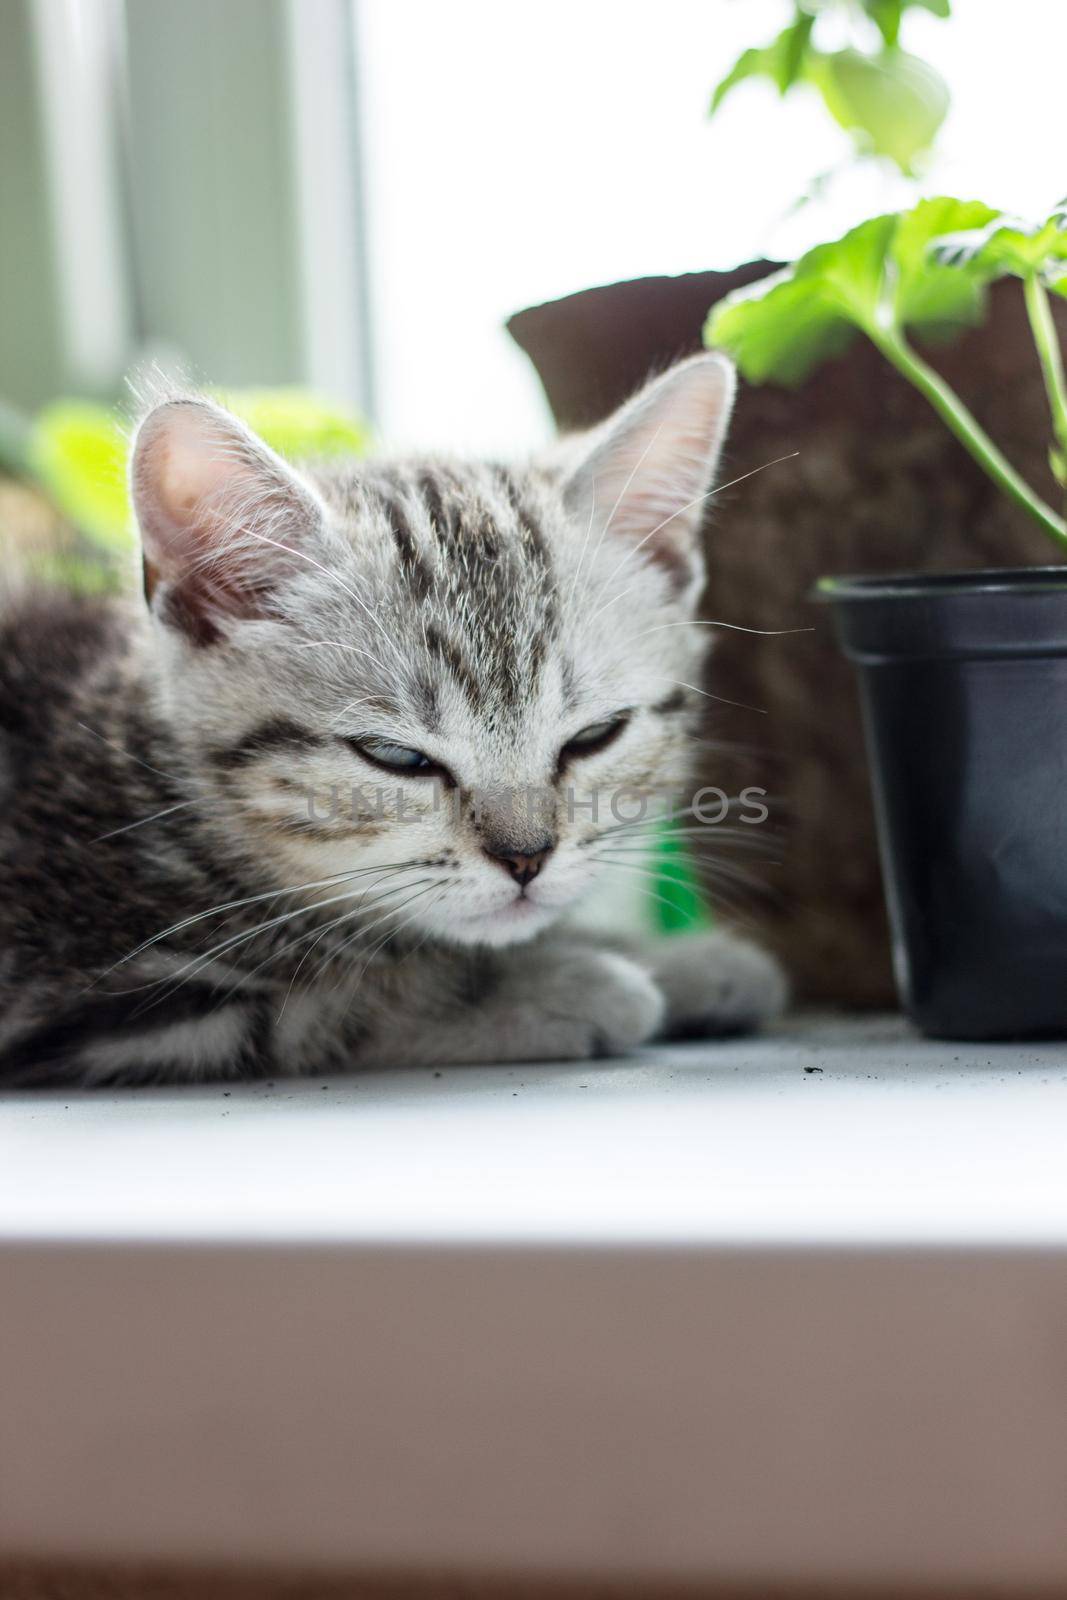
<box><xmin>710</xmin><ymin>0</ymin><xmax>951</xmax><ymax>176</ymax></box>
<box><xmin>706</xmin><ymin>196</ymin><xmax>1067</xmax><ymax>546</ymax></box>
<box><xmin>18</xmin><ymin>388</ymin><xmax>370</xmax><ymax>561</ymax></box>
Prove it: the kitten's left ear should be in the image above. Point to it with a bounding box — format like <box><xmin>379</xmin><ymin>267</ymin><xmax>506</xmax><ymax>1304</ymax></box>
<box><xmin>562</xmin><ymin>352</ymin><xmax>736</xmax><ymax>596</ymax></box>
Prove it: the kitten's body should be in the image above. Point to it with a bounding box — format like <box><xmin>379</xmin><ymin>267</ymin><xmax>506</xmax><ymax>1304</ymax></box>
<box><xmin>0</xmin><ymin>358</ymin><xmax>785</xmax><ymax>1086</ymax></box>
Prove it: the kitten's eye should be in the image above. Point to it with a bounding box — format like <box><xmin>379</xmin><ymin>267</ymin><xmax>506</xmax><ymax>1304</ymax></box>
<box><xmin>559</xmin><ymin>713</ymin><xmax>630</xmax><ymax>764</ymax></box>
<box><xmin>344</xmin><ymin>735</ymin><xmax>444</xmax><ymax>777</ymax></box>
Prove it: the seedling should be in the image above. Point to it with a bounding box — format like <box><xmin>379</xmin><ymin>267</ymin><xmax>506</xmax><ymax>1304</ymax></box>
<box><xmin>710</xmin><ymin>0</ymin><xmax>953</xmax><ymax>176</ymax></box>
<box><xmin>706</xmin><ymin>197</ymin><xmax>1067</xmax><ymax>546</ymax></box>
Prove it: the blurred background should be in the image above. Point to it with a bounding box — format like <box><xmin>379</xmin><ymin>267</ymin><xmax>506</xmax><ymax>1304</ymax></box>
<box><xmin>2</xmin><ymin>0</ymin><xmax>1063</xmax><ymax>456</ymax></box>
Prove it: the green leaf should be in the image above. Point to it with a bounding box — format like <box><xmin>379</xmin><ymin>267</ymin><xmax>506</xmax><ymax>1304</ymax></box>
<box><xmin>706</xmin><ymin>213</ymin><xmax>896</xmax><ymax>386</ymax></box>
<box><xmin>708</xmin><ymin>192</ymin><xmax>1067</xmax><ymax>546</ymax></box>
<box><xmin>819</xmin><ymin>211</ymin><xmax>902</xmax><ymax>322</ymax></box>
<box><xmin>28</xmin><ymin>402</ymin><xmax>129</xmax><ymax>553</ymax></box>
<box><xmin>709</xmin><ymin>11</ymin><xmax>816</xmax><ymax>114</ymax></box>
<box><xmin>862</xmin><ymin>1</ymin><xmax>905</xmax><ymax>48</ymax></box>
<box><xmin>862</xmin><ymin>0</ymin><xmax>950</xmax><ymax>43</ymax></box>
<box><xmin>709</xmin><ymin>48</ymin><xmax>766</xmax><ymax>115</ymax></box>
<box><xmin>706</xmin><ymin>199</ymin><xmax>995</xmax><ymax>387</ymax></box>
<box><xmin>707</xmin><ymin>270</ymin><xmax>860</xmax><ymax>387</ymax></box>
<box><xmin>891</xmin><ymin>196</ymin><xmax>997</xmax><ymax>336</ymax></box>
<box><xmin>216</xmin><ymin>388</ymin><xmax>371</xmax><ymax>463</ymax></box>
<box><xmin>773</xmin><ymin>9</ymin><xmax>817</xmax><ymax>93</ymax></box>
<box><xmin>27</xmin><ymin>388</ymin><xmax>370</xmax><ymax>558</ymax></box>
<box><xmin>930</xmin><ymin>203</ymin><xmax>1067</xmax><ymax>286</ymax></box>
<box><xmin>813</xmin><ymin>46</ymin><xmax>948</xmax><ymax>173</ymax></box>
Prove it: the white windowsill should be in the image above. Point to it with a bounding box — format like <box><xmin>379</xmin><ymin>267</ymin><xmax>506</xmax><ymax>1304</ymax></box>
<box><xmin>4</xmin><ymin>1013</ymin><xmax>1067</xmax><ymax>1585</ymax></box>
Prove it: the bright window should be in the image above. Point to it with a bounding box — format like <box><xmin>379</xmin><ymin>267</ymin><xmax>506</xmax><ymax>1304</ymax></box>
<box><xmin>356</xmin><ymin>0</ymin><xmax>1066</xmax><ymax>452</ymax></box>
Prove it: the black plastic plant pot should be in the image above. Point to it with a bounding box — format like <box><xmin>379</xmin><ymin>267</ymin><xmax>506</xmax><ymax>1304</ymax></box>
<box><xmin>818</xmin><ymin>568</ymin><xmax>1067</xmax><ymax>1041</ymax></box>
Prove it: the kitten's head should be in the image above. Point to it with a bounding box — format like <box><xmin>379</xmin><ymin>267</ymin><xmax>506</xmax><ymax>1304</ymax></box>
<box><xmin>130</xmin><ymin>355</ymin><xmax>734</xmax><ymax>948</ymax></box>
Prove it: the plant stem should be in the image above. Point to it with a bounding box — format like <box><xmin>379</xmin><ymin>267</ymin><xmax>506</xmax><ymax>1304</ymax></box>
<box><xmin>871</xmin><ymin>327</ymin><xmax>1067</xmax><ymax>549</ymax></box>
<box><xmin>1023</xmin><ymin>270</ymin><xmax>1067</xmax><ymax>505</ymax></box>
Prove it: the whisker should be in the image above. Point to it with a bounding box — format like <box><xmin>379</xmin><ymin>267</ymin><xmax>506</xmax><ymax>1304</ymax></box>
<box><xmin>91</xmin><ymin>797</ymin><xmax>217</xmax><ymax>843</ymax></box>
<box><xmin>291</xmin><ymin>640</ymin><xmax>383</xmax><ymax>656</ymax></box>
<box><xmin>650</xmin><ymin>676</ymin><xmax>766</xmax><ymax>715</ymax></box>
<box><xmin>595</xmin><ymin>807</ymin><xmax>777</xmax><ymax>836</ymax></box>
<box><xmin>207</xmin><ymin>866</ymin><xmax>426</xmax><ymax>1010</ymax></box>
<box><xmin>587</xmin><ymin>803</ymin><xmax>707</xmax><ymax>842</ymax></box>
<box><xmin>590</xmin><ymin>449</ymin><xmax>800</xmax><ymax>603</ymax></box>
<box><xmin>107</xmin><ymin>861</ymin><xmax>424</xmax><ymax>975</ymax></box>
<box><xmin>122</xmin><ymin>887</ymin><xmax>374</xmax><ymax>1010</ymax></box>
<box><xmin>593</xmin><ymin>853</ymin><xmax>762</xmax><ymax>920</ymax></box>
<box><xmin>679</xmin><ymin>732</ymin><xmax>769</xmax><ymax>757</ymax></box>
<box><xmin>318</xmin><ymin>880</ymin><xmax>445</xmax><ymax>993</ymax></box>
<box><xmin>635</xmin><ymin>619</ymin><xmax>814</xmax><ymax>639</ymax></box>
<box><xmin>389</xmin><ymin>891</ymin><xmax>451</xmax><ymax>971</ymax></box>
<box><xmin>275</xmin><ymin>872</ymin><xmax>437</xmax><ymax>1015</ymax></box>
<box><xmin>113</xmin><ymin>864</ymin><xmax>426</xmax><ymax>1008</ymax></box>
<box><xmin>292</xmin><ymin>638</ymin><xmax>400</xmax><ymax>687</ymax></box>
<box><xmin>588</xmin><ymin>805</ymin><xmax>779</xmax><ymax>848</ymax></box>
<box><xmin>341</xmin><ymin>882</ymin><xmax>449</xmax><ymax>992</ymax></box>
<box><xmin>329</xmin><ymin>695</ymin><xmax>389</xmax><ymax>727</ymax></box>
<box><xmin>706</xmin><ymin>451</ymin><xmax>802</xmax><ymax>499</ymax></box>
<box><xmin>587</xmin><ymin>580</ymin><xmax>644</xmax><ymax>627</ymax></box>
<box><xmin>124</xmin><ymin>888</ymin><xmax>380</xmax><ymax>1016</ymax></box>
<box><xmin>599</xmin><ymin>830</ymin><xmax>778</xmax><ymax>856</ymax></box>
<box><xmin>598</xmin><ymin>844</ymin><xmax>781</xmax><ymax>884</ymax></box>
<box><xmin>589</xmin><ymin>856</ymin><xmax>711</xmax><ymax>923</ymax></box>
<box><xmin>74</xmin><ymin>721</ymin><xmax>201</xmax><ymax>789</ymax></box>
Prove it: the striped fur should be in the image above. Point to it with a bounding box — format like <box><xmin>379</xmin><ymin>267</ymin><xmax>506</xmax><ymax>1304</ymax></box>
<box><xmin>0</xmin><ymin>355</ymin><xmax>786</xmax><ymax>1085</ymax></box>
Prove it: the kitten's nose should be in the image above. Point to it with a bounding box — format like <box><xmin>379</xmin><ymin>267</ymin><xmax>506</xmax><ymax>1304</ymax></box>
<box><xmin>484</xmin><ymin>840</ymin><xmax>554</xmax><ymax>886</ymax></box>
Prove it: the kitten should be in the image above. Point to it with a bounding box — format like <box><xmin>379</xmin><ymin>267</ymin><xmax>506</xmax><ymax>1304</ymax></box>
<box><xmin>0</xmin><ymin>354</ymin><xmax>786</xmax><ymax>1086</ymax></box>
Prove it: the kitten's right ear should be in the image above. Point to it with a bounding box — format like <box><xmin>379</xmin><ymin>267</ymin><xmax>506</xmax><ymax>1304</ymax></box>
<box><xmin>130</xmin><ymin>397</ymin><xmax>327</xmax><ymax>644</ymax></box>
<box><xmin>561</xmin><ymin>353</ymin><xmax>736</xmax><ymax>600</ymax></box>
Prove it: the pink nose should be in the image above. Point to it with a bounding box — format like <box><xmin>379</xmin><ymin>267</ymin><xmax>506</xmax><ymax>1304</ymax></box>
<box><xmin>484</xmin><ymin>843</ymin><xmax>554</xmax><ymax>886</ymax></box>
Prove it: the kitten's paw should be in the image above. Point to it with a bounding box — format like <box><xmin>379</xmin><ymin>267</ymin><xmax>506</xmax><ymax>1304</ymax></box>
<box><xmin>522</xmin><ymin>947</ymin><xmax>666</xmax><ymax>1059</ymax></box>
<box><xmin>648</xmin><ymin>930</ymin><xmax>788</xmax><ymax>1038</ymax></box>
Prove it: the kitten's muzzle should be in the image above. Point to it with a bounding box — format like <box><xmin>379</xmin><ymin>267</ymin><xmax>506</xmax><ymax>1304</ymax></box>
<box><xmin>483</xmin><ymin>839</ymin><xmax>555</xmax><ymax>887</ymax></box>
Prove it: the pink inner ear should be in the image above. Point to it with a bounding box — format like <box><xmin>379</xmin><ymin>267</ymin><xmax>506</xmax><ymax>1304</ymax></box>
<box><xmin>563</xmin><ymin>353</ymin><xmax>736</xmax><ymax>588</ymax></box>
<box><xmin>135</xmin><ymin>405</ymin><xmax>254</xmax><ymax>562</ymax></box>
<box><xmin>158</xmin><ymin>416</ymin><xmax>229</xmax><ymax>521</ymax></box>
<box><xmin>131</xmin><ymin>398</ymin><xmax>323</xmax><ymax>637</ymax></box>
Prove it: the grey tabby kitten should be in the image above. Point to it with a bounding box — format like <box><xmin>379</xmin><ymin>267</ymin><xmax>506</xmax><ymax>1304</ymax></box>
<box><xmin>0</xmin><ymin>354</ymin><xmax>785</xmax><ymax>1087</ymax></box>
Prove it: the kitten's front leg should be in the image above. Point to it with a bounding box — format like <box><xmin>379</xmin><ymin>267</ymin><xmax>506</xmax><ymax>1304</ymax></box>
<box><xmin>637</xmin><ymin>929</ymin><xmax>789</xmax><ymax>1039</ymax></box>
<box><xmin>361</xmin><ymin>940</ymin><xmax>665</xmax><ymax>1068</ymax></box>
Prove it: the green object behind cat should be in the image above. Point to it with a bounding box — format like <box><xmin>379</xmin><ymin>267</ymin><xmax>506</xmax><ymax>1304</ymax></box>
<box><xmin>651</xmin><ymin>821</ymin><xmax>714</xmax><ymax>934</ymax></box>
<box><xmin>28</xmin><ymin>387</ymin><xmax>370</xmax><ymax>559</ymax></box>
